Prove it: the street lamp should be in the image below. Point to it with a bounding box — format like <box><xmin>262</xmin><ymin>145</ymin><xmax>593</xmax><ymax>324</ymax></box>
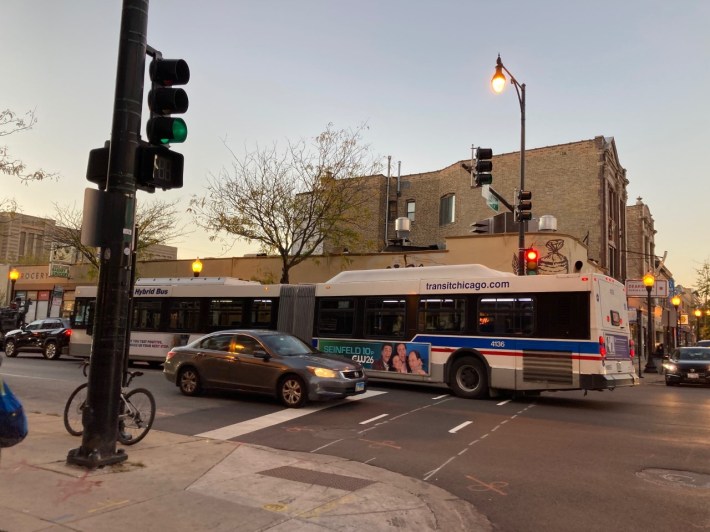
<box><xmin>491</xmin><ymin>54</ymin><xmax>527</xmax><ymax>276</ymax></box>
<box><xmin>642</xmin><ymin>273</ymin><xmax>656</xmax><ymax>372</ymax></box>
<box><xmin>671</xmin><ymin>295</ymin><xmax>681</xmax><ymax>348</ymax></box>
<box><xmin>694</xmin><ymin>309</ymin><xmax>702</xmax><ymax>342</ymax></box>
<box><xmin>192</xmin><ymin>258</ymin><xmax>203</xmax><ymax>278</ymax></box>
<box><xmin>8</xmin><ymin>268</ymin><xmax>19</xmax><ymax>305</ymax></box>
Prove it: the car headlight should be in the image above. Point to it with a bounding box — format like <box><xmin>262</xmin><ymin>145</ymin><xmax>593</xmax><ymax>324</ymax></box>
<box><xmin>307</xmin><ymin>366</ymin><xmax>338</xmax><ymax>378</ymax></box>
<box><xmin>663</xmin><ymin>362</ymin><xmax>677</xmax><ymax>373</ymax></box>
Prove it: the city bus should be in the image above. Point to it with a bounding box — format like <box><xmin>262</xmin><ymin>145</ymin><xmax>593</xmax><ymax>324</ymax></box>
<box><xmin>69</xmin><ymin>277</ymin><xmax>304</xmax><ymax>365</ymax></box>
<box><xmin>312</xmin><ymin>264</ymin><xmax>638</xmax><ymax>398</ymax></box>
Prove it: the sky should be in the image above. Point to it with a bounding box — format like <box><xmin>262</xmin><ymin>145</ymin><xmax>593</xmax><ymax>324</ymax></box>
<box><xmin>2</xmin><ymin>0</ymin><xmax>708</xmax><ymax>288</ymax></box>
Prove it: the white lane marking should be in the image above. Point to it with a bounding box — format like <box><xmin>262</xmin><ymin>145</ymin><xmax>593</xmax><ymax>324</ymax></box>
<box><xmin>497</xmin><ymin>399</ymin><xmax>512</xmax><ymax>406</ymax></box>
<box><xmin>359</xmin><ymin>413</ymin><xmax>388</xmax><ymax>425</ymax></box>
<box><xmin>432</xmin><ymin>394</ymin><xmax>449</xmax><ymax>400</ymax></box>
<box><xmin>196</xmin><ymin>390</ymin><xmax>387</xmax><ymax>440</ymax></box>
<box><xmin>449</xmin><ymin>421</ymin><xmax>473</xmax><ymax>434</ymax></box>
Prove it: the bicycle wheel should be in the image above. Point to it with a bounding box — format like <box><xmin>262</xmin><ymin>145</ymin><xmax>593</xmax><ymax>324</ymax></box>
<box><xmin>63</xmin><ymin>383</ymin><xmax>88</xmax><ymax>436</ymax></box>
<box><xmin>118</xmin><ymin>388</ymin><xmax>156</xmax><ymax>445</ymax></box>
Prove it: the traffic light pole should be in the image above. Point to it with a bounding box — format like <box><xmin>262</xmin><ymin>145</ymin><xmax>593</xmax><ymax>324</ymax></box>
<box><xmin>67</xmin><ymin>0</ymin><xmax>148</xmax><ymax>468</ymax></box>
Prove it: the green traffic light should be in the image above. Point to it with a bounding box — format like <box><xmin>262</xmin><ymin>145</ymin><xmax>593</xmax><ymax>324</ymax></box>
<box><xmin>149</xmin><ymin>117</ymin><xmax>188</xmax><ymax>145</ymax></box>
<box><xmin>160</xmin><ymin>119</ymin><xmax>187</xmax><ymax>144</ymax></box>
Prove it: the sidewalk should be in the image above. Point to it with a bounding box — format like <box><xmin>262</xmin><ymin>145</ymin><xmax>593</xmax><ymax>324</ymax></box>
<box><xmin>0</xmin><ymin>413</ymin><xmax>491</xmax><ymax>532</ymax></box>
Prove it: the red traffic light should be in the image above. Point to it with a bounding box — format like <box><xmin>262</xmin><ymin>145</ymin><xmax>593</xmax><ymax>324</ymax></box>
<box><xmin>525</xmin><ymin>248</ymin><xmax>539</xmax><ymax>275</ymax></box>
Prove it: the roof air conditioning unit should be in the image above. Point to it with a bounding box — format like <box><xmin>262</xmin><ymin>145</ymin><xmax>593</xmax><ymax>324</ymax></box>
<box><xmin>539</xmin><ymin>215</ymin><xmax>558</xmax><ymax>232</ymax></box>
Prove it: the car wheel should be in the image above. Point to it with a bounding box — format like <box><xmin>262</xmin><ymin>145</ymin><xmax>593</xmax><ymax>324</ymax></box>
<box><xmin>43</xmin><ymin>342</ymin><xmax>60</xmax><ymax>360</ymax></box>
<box><xmin>279</xmin><ymin>375</ymin><xmax>306</xmax><ymax>408</ymax></box>
<box><xmin>665</xmin><ymin>378</ymin><xmax>675</xmax><ymax>386</ymax></box>
<box><xmin>178</xmin><ymin>367</ymin><xmax>202</xmax><ymax>396</ymax></box>
<box><xmin>4</xmin><ymin>339</ymin><xmax>17</xmax><ymax>358</ymax></box>
<box><xmin>450</xmin><ymin>356</ymin><xmax>489</xmax><ymax>399</ymax></box>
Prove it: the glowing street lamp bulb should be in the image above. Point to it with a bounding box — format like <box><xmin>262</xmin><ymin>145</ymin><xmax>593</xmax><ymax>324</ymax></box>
<box><xmin>671</xmin><ymin>295</ymin><xmax>681</xmax><ymax>307</ymax></box>
<box><xmin>642</xmin><ymin>273</ymin><xmax>654</xmax><ymax>288</ymax></box>
<box><xmin>491</xmin><ymin>65</ymin><xmax>506</xmax><ymax>93</ymax></box>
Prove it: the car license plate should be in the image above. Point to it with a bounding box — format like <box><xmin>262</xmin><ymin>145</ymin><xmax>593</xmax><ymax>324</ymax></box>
<box><xmin>356</xmin><ymin>381</ymin><xmax>365</xmax><ymax>392</ymax></box>
<box><xmin>687</xmin><ymin>373</ymin><xmax>699</xmax><ymax>379</ymax></box>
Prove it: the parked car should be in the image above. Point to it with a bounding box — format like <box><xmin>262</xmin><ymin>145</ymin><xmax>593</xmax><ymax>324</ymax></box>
<box><xmin>662</xmin><ymin>346</ymin><xmax>710</xmax><ymax>386</ymax></box>
<box><xmin>3</xmin><ymin>318</ymin><xmax>72</xmax><ymax>360</ymax></box>
<box><xmin>163</xmin><ymin>329</ymin><xmax>367</xmax><ymax>407</ymax></box>
<box><xmin>696</xmin><ymin>340</ymin><xmax>710</xmax><ymax>347</ymax></box>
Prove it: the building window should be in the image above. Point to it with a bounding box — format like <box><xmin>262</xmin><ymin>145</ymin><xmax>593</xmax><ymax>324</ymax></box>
<box><xmin>388</xmin><ymin>200</ymin><xmax>397</xmax><ymax>222</ymax></box>
<box><xmin>19</xmin><ymin>232</ymin><xmax>26</xmax><ymax>256</ymax></box>
<box><xmin>439</xmin><ymin>194</ymin><xmax>455</xmax><ymax>226</ymax></box>
<box><xmin>406</xmin><ymin>200</ymin><xmax>415</xmax><ymax>222</ymax></box>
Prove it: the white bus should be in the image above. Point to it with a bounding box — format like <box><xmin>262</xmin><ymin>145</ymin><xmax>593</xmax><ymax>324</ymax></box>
<box><xmin>70</xmin><ymin>277</ymin><xmax>294</xmax><ymax>366</ymax></box>
<box><xmin>312</xmin><ymin>264</ymin><xmax>638</xmax><ymax>398</ymax></box>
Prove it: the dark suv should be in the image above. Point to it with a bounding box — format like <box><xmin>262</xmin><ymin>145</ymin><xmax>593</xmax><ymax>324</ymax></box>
<box><xmin>3</xmin><ymin>318</ymin><xmax>72</xmax><ymax>360</ymax></box>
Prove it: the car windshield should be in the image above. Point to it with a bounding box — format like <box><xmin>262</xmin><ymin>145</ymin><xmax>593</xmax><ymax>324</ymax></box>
<box><xmin>261</xmin><ymin>334</ymin><xmax>315</xmax><ymax>356</ymax></box>
<box><xmin>677</xmin><ymin>348</ymin><xmax>710</xmax><ymax>361</ymax></box>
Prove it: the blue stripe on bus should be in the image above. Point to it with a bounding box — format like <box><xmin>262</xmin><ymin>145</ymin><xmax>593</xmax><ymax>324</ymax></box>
<box><xmin>411</xmin><ymin>335</ymin><xmax>599</xmax><ymax>354</ymax></box>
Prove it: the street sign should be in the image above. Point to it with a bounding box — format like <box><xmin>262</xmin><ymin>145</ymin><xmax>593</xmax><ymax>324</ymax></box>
<box><xmin>625</xmin><ymin>279</ymin><xmax>669</xmax><ymax>298</ymax></box>
<box><xmin>481</xmin><ymin>185</ymin><xmax>499</xmax><ymax>212</ymax></box>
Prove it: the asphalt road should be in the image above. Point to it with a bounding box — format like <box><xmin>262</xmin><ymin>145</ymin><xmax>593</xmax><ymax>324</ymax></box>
<box><xmin>3</xmin><ymin>354</ymin><xmax>710</xmax><ymax>532</ymax></box>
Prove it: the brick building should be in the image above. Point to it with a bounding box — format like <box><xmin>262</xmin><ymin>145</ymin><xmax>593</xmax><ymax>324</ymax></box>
<box><xmin>334</xmin><ymin>136</ymin><xmax>630</xmax><ymax>281</ymax></box>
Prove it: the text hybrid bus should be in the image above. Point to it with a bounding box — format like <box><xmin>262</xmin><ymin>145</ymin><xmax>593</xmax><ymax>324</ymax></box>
<box><xmin>312</xmin><ymin>264</ymin><xmax>637</xmax><ymax>398</ymax></box>
<box><xmin>69</xmin><ymin>277</ymin><xmax>313</xmax><ymax>366</ymax></box>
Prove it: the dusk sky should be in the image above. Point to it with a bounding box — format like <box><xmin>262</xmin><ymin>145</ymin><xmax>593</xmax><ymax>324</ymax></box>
<box><xmin>3</xmin><ymin>1</ymin><xmax>708</xmax><ymax>287</ymax></box>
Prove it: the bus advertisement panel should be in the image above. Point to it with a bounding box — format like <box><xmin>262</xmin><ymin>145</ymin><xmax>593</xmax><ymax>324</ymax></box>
<box><xmin>318</xmin><ymin>339</ymin><xmax>431</xmax><ymax>375</ymax></box>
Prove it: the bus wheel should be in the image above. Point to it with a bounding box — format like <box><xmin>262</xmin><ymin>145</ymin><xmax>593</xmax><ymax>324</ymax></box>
<box><xmin>178</xmin><ymin>367</ymin><xmax>202</xmax><ymax>396</ymax></box>
<box><xmin>450</xmin><ymin>357</ymin><xmax>488</xmax><ymax>399</ymax></box>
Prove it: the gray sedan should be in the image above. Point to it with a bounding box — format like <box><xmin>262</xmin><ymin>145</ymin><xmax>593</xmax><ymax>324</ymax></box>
<box><xmin>163</xmin><ymin>329</ymin><xmax>367</xmax><ymax>407</ymax></box>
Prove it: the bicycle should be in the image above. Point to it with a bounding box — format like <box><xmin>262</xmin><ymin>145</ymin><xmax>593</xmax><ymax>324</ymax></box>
<box><xmin>63</xmin><ymin>361</ymin><xmax>156</xmax><ymax>445</ymax></box>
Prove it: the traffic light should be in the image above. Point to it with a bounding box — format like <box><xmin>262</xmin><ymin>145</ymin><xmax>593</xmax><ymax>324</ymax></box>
<box><xmin>474</xmin><ymin>148</ymin><xmax>493</xmax><ymax>187</ymax></box>
<box><xmin>517</xmin><ymin>190</ymin><xmax>532</xmax><ymax>221</ymax></box>
<box><xmin>146</xmin><ymin>58</ymin><xmax>190</xmax><ymax>145</ymax></box>
<box><xmin>524</xmin><ymin>247</ymin><xmax>539</xmax><ymax>275</ymax></box>
<box><xmin>137</xmin><ymin>56</ymin><xmax>190</xmax><ymax>191</ymax></box>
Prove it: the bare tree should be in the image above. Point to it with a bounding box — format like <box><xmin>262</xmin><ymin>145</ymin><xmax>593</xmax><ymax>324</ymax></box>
<box><xmin>695</xmin><ymin>260</ymin><xmax>710</xmax><ymax>340</ymax></box>
<box><xmin>1</xmin><ymin>108</ymin><xmax>59</xmax><ymax>183</ymax></box>
<box><xmin>189</xmin><ymin>124</ymin><xmax>382</xmax><ymax>283</ymax></box>
<box><xmin>52</xmin><ymin>199</ymin><xmax>187</xmax><ymax>270</ymax></box>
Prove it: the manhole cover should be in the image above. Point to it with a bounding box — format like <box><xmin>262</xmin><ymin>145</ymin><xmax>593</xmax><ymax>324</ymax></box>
<box><xmin>638</xmin><ymin>469</ymin><xmax>710</xmax><ymax>489</ymax></box>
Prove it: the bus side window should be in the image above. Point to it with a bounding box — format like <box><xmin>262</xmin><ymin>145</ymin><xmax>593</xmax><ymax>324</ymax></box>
<box><xmin>86</xmin><ymin>302</ymin><xmax>95</xmax><ymax>336</ymax></box>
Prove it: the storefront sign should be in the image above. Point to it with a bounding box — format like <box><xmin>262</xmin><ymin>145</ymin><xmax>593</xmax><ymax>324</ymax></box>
<box><xmin>49</xmin><ymin>264</ymin><xmax>70</xmax><ymax>278</ymax></box>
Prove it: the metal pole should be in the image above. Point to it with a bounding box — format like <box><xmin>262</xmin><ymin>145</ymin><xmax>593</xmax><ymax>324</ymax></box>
<box><xmin>67</xmin><ymin>0</ymin><xmax>147</xmax><ymax>468</ymax></box>
<box><xmin>636</xmin><ymin>307</ymin><xmax>643</xmax><ymax>378</ymax></box>
<box><xmin>518</xmin><ymin>82</ymin><xmax>526</xmax><ymax>276</ymax></box>
<box><xmin>644</xmin><ymin>286</ymin><xmax>656</xmax><ymax>372</ymax></box>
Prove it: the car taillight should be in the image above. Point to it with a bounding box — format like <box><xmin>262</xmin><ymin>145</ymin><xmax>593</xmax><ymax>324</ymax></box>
<box><xmin>598</xmin><ymin>336</ymin><xmax>607</xmax><ymax>360</ymax></box>
<box><xmin>64</xmin><ymin>329</ymin><xmax>72</xmax><ymax>337</ymax></box>
<box><xmin>166</xmin><ymin>350</ymin><xmax>176</xmax><ymax>361</ymax></box>
<box><xmin>629</xmin><ymin>339</ymin><xmax>635</xmax><ymax>358</ymax></box>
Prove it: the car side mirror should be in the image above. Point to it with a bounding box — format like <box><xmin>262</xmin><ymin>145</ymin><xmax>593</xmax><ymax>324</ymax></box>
<box><xmin>253</xmin><ymin>349</ymin><xmax>270</xmax><ymax>360</ymax></box>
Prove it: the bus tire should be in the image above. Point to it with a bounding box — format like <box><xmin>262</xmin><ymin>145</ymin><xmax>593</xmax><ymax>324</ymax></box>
<box><xmin>178</xmin><ymin>366</ymin><xmax>202</xmax><ymax>396</ymax></box>
<box><xmin>450</xmin><ymin>357</ymin><xmax>489</xmax><ymax>399</ymax></box>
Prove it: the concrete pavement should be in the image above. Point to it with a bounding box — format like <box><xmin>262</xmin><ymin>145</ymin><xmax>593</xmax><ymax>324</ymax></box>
<box><xmin>0</xmin><ymin>412</ymin><xmax>491</xmax><ymax>531</ymax></box>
